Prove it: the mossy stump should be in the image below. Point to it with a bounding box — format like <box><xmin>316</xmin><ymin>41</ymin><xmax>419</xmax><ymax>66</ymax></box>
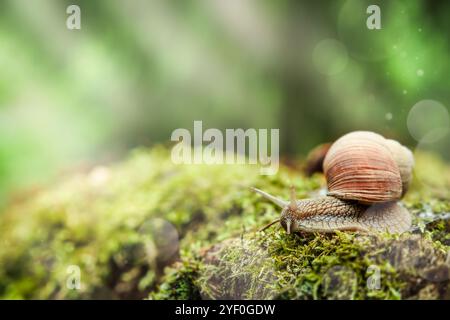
<box><xmin>0</xmin><ymin>147</ymin><xmax>449</xmax><ymax>299</ymax></box>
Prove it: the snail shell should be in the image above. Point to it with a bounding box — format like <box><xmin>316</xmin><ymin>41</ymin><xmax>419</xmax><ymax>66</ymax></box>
<box><xmin>384</xmin><ymin>139</ymin><xmax>414</xmax><ymax>196</ymax></box>
<box><xmin>323</xmin><ymin>131</ymin><xmax>412</xmax><ymax>204</ymax></box>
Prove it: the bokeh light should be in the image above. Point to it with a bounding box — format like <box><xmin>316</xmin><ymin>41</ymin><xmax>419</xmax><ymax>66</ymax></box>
<box><xmin>407</xmin><ymin>100</ymin><xmax>449</xmax><ymax>143</ymax></box>
<box><xmin>312</xmin><ymin>39</ymin><xmax>349</xmax><ymax>76</ymax></box>
<box><xmin>138</xmin><ymin>218</ymin><xmax>180</xmax><ymax>264</ymax></box>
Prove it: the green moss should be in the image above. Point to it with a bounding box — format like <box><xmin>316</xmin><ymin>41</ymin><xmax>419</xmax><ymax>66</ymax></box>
<box><xmin>149</xmin><ymin>261</ymin><xmax>201</xmax><ymax>300</ymax></box>
<box><xmin>0</xmin><ymin>147</ymin><xmax>448</xmax><ymax>299</ymax></box>
<box><xmin>193</xmin><ymin>232</ymin><xmax>400</xmax><ymax>300</ymax></box>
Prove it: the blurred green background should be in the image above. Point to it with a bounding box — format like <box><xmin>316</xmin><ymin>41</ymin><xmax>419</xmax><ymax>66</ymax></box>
<box><xmin>0</xmin><ymin>0</ymin><xmax>449</xmax><ymax>207</ymax></box>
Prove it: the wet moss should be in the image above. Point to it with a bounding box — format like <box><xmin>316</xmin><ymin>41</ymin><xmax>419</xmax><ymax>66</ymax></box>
<box><xmin>0</xmin><ymin>146</ymin><xmax>448</xmax><ymax>299</ymax></box>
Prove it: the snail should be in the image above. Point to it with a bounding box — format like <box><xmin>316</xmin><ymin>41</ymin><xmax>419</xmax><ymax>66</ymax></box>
<box><xmin>252</xmin><ymin>131</ymin><xmax>414</xmax><ymax>234</ymax></box>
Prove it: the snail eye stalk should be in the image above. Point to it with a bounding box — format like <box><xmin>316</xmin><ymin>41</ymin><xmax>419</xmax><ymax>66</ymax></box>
<box><xmin>250</xmin><ymin>187</ymin><xmax>288</xmax><ymax>208</ymax></box>
<box><xmin>288</xmin><ymin>186</ymin><xmax>297</xmax><ymax>210</ymax></box>
<box><xmin>286</xmin><ymin>220</ymin><xmax>292</xmax><ymax>234</ymax></box>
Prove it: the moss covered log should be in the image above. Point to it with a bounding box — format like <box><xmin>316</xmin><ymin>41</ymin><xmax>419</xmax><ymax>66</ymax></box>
<box><xmin>0</xmin><ymin>147</ymin><xmax>449</xmax><ymax>299</ymax></box>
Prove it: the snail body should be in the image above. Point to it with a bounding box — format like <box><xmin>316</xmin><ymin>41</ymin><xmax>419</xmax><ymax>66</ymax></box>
<box><xmin>253</xmin><ymin>131</ymin><xmax>414</xmax><ymax>234</ymax></box>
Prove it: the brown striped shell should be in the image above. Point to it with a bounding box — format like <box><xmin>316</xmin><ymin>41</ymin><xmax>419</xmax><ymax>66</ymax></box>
<box><xmin>323</xmin><ymin>131</ymin><xmax>412</xmax><ymax>205</ymax></box>
<box><xmin>384</xmin><ymin>139</ymin><xmax>414</xmax><ymax>196</ymax></box>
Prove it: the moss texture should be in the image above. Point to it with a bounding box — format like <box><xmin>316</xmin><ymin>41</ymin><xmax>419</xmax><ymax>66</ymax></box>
<box><xmin>0</xmin><ymin>146</ymin><xmax>449</xmax><ymax>299</ymax></box>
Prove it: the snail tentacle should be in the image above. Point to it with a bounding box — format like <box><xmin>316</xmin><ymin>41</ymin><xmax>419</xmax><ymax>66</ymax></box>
<box><xmin>250</xmin><ymin>187</ymin><xmax>288</xmax><ymax>208</ymax></box>
<box><xmin>258</xmin><ymin>219</ymin><xmax>281</xmax><ymax>232</ymax></box>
